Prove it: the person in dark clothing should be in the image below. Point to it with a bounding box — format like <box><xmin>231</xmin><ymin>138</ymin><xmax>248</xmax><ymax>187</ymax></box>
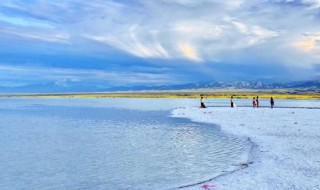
<box><xmin>256</xmin><ymin>96</ymin><xmax>259</xmax><ymax>108</ymax></box>
<box><xmin>230</xmin><ymin>96</ymin><xmax>234</xmax><ymax>108</ymax></box>
<box><xmin>270</xmin><ymin>97</ymin><xmax>274</xmax><ymax>109</ymax></box>
<box><xmin>200</xmin><ymin>96</ymin><xmax>206</xmax><ymax>108</ymax></box>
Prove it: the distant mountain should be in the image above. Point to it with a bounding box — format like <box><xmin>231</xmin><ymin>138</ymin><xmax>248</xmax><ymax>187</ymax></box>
<box><xmin>0</xmin><ymin>80</ymin><xmax>319</xmax><ymax>93</ymax></box>
<box><xmin>104</xmin><ymin>80</ymin><xmax>320</xmax><ymax>91</ymax></box>
<box><xmin>286</xmin><ymin>80</ymin><xmax>320</xmax><ymax>88</ymax></box>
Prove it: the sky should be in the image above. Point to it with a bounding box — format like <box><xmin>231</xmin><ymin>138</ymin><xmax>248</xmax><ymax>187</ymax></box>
<box><xmin>0</xmin><ymin>0</ymin><xmax>320</xmax><ymax>91</ymax></box>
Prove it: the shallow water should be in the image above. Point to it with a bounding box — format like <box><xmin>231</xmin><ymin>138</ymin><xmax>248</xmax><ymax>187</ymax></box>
<box><xmin>0</xmin><ymin>98</ymin><xmax>251</xmax><ymax>190</ymax></box>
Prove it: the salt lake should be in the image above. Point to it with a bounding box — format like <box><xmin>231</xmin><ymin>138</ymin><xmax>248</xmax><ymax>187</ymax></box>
<box><xmin>0</xmin><ymin>98</ymin><xmax>251</xmax><ymax>190</ymax></box>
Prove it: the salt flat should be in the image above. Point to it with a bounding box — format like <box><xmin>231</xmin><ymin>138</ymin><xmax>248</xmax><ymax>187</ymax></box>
<box><xmin>172</xmin><ymin>105</ymin><xmax>320</xmax><ymax>190</ymax></box>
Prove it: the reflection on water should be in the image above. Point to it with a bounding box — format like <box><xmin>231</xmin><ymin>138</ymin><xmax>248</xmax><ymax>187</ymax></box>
<box><xmin>0</xmin><ymin>98</ymin><xmax>250</xmax><ymax>190</ymax></box>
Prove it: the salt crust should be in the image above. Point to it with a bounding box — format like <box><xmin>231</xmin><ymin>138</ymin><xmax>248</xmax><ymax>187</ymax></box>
<box><xmin>171</xmin><ymin>107</ymin><xmax>320</xmax><ymax>190</ymax></box>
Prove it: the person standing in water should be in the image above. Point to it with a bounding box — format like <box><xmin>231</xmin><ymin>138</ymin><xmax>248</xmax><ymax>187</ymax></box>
<box><xmin>200</xmin><ymin>96</ymin><xmax>206</xmax><ymax>108</ymax></box>
<box><xmin>253</xmin><ymin>97</ymin><xmax>257</xmax><ymax>108</ymax></box>
<box><xmin>230</xmin><ymin>96</ymin><xmax>234</xmax><ymax>108</ymax></box>
<box><xmin>256</xmin><ymin>96</ymin><xmax>259</xmax><ymax>108</ymax></box>
<box><xmin>270</xmin><ymin>97</ymin><xmax>274</xmax><ymax>109</ymax></box>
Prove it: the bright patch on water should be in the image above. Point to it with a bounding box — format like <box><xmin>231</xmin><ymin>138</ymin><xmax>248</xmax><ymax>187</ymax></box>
<box><xmin>0</xmin><ymin>98</ymin><xmax>251</xmax><ymax>190</ymax></box>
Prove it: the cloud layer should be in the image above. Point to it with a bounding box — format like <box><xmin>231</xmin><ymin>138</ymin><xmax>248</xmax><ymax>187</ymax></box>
<box><xmin>0</xmin><ymin>0</ymin><xmax>320</xmax><ymax>88</ymax></box>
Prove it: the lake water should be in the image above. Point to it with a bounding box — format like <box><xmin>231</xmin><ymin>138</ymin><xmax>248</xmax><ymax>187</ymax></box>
<box><xmin>0</xmin><ymin>98</ymin><xmax>251</xmax><ymax>190</ymax></box>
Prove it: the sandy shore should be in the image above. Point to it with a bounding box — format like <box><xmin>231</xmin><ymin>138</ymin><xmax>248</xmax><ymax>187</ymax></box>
<box><xmin>171</xmin><ymin>106</ymin><xmax>320</xmax><ymax>190</ymax></box>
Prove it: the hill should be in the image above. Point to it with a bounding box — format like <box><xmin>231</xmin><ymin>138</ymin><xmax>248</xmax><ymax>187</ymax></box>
<box><xmin>0</xmin><ymin>80</ymin><xmax>319</xmax><ymax>94</ymax></box>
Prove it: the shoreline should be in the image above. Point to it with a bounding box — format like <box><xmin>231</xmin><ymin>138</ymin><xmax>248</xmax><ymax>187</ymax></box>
<box><xmin>171</xmin><ymin>105</ymin><xmax>320</xmax><ymax>189</ymax></box>
<box><xmin>168</xmin><ymin>137</ymin><xmax>256</xmax><ymax>190</ymax></box>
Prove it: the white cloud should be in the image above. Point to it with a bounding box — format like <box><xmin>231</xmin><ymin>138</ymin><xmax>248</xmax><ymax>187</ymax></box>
<box><xmin>178</xmin><ymin>43</ymin><xmax>201</xmax><ymax>61</ymax></box>
<box><xmin>0</xmin><ymin>27</ymin><xmax>70</xmax><ymax>43</ymax></box>
<box><xmin>1</xmin><ymin>0</ymin><xmax>320</xmax><ymax>69</ymax></box>
<box><xmin>301</xmin><ymin>0</ymin><xmax>320</xmax><ymax>8</ymax></box>
<box><xmin>173</xmin><ymin>21</ymin><xmax>223</xmax><ymax>40</ymax></box>
<box><xmin>81</xmin><ymin>3</ymin><xmax>280</xmax><ymax>62</ymax></box>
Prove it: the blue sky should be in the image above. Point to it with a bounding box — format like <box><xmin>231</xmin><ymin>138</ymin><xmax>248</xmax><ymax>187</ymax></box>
<box><xmin>0</xmin><ymin>0</ymin><xmax>320</xmax><ymax>90</ymax></box>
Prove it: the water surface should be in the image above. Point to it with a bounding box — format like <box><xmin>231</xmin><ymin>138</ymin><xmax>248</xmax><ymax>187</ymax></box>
<box><xmin>0</xmin><ymin>98</ymin><xmax>251</xmax><ymax>190</ymax></box>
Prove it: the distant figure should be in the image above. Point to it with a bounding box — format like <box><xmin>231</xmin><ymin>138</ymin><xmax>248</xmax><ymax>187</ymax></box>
<box><xmin>256</xmin><ymin>96</ymin><xmax>259</xmax><ymax>108</ymax></box>
<box><xmin>253</xmin><ymin>97</ymin><xmax>257</xmax><ymax>108</ymax></box>
<box><xmin>200</xmin><ymin>96</ymin><xmax>206</xmax><ymax>108</ymax></box>
<box><xmin>230</xmin><ymin>96</ymin><xmax>234</xmax><ymax>108</ymax></box>
<box><xmin>270</xmin><ymin>97</ymin><xmax>274</xmax><ymax>109</ymax></box>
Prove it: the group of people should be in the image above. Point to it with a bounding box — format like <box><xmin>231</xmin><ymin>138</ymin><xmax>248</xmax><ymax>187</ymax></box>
<box><xmin>232</xmin><ymin>96</ymin><xmax>275</xmax><ymax>108</ymax></box>
<box><xmin>200</xmin><ymin>95</ymin><xmax>275</xmax><ymax>109</ymax></box>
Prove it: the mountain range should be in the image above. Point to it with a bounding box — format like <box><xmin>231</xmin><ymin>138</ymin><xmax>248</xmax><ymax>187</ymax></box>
<box><xmin>0</xmin><ymin>80</ymin><xmax>319</xmax><ymax>93</ymax></box>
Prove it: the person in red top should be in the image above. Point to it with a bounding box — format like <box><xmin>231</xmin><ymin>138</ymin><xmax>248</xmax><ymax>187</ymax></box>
<box><xmin>253</xmin><ymin>97</ymin><xmax>257</xmax><ymax>108</ymax></box>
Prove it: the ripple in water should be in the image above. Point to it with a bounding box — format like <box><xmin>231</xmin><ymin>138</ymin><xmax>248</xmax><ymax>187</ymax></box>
<box><xmin>0</xmin><ymin>99</ymin><xmax>251</xmax><ymax>190</ymax></box>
